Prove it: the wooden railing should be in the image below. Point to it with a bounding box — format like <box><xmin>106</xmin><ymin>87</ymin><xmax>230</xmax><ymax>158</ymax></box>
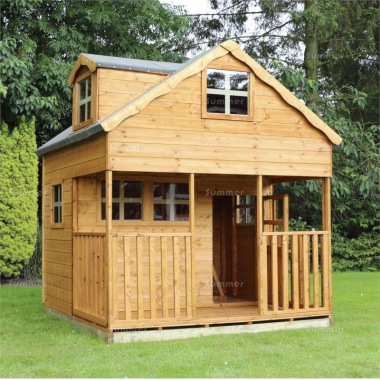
<box><xmin>258</xmin><ymin>231</ymin><xmax>331</xmax><ymax>315</ymax></box>
<box><xmin>73</xmin><ymin>233</ymin><xmax>107</xmax><ymax>326</ymax></box>
<box><xmin>112</xmin><ymin>233</ymin><xmax>193</xmax><ymax>325</ymax></box>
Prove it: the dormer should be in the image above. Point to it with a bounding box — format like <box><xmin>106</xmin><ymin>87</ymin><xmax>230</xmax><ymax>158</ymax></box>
<box><xmin>68</xmin><ymin>53</ymin><xmax>183</xmax><ymax>133</ymax></box>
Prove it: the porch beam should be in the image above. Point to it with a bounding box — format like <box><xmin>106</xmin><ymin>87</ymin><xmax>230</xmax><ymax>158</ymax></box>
<box><xmin>189</xmin><ymin>173</ymin><xmax>196</xmax><ymax>317</ymax></box>
<box><xmin>256</xmin><ymin>175</ymin><xmax>267</xmax><ymax>315</ymax></box>
<box><xmin>322</xmin><ymin>177</ymin><xmax>332</xmax><ymax>310</ymax></box>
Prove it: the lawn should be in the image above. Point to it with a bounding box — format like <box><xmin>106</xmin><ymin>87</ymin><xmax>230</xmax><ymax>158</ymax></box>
<box><xmin>0</xmin><ymin>272</ymin><xmax>379</xmax><ymax>378</ymax></box>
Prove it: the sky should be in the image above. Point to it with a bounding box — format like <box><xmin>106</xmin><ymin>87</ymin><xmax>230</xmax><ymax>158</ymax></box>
<box><xmin>166</xmin><ymin>0</ymin><xmax>215</xmax><ymax>14</ymax></box>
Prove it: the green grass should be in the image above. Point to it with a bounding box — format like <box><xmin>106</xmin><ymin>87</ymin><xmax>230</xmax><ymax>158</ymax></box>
<box><xmin>1</xmin><ymin>272</ymin><xmax>379</xmax><ymax>378</ymax></box>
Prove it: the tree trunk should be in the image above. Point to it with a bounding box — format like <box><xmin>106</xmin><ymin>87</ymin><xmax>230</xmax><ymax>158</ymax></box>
<box><xmin>303</xmin><ymin>0</ymin><xmax>320</xmax><ymax>107</ymax></box>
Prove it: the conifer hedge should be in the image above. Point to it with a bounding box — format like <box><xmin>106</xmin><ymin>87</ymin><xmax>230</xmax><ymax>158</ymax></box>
<box><xmin>0</xmin><ymin>117</ymin><xmax>38</xmax><ymax>278</ymax></box>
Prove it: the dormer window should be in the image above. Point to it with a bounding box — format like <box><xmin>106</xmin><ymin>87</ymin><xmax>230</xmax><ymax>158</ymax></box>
<box><xmin>72</xmin><ymin>71</ymin><xmax>95</xmax><ymax>132</ymax></box>
<box><xmin>79</xmin><ymin>76</ymin><xmax>92</xmax><ymax>123</ymax></box>
<box><xmin>206</xmin><ymin>69</ymin><xmax>249</xmax><ymax>115</ymax></box>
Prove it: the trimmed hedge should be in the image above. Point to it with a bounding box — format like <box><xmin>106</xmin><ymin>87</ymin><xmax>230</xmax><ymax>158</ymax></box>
<box><xmin>0</xmin><ymin>117</ymin><xmax>38</xmax><ymax>278</ymax></box>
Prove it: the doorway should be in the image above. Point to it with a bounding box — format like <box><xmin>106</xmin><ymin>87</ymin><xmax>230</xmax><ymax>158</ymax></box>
<box><xmin>212</xmin><ymin>195</ymin><xmax>257</xmax><ymax>304</ymax></box>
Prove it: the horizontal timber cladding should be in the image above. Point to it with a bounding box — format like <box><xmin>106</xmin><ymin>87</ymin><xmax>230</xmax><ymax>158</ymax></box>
<box><xmin>43</xmin><ymin>135</ymin><xmax>106</xmax><ymax>317</ymax></box>
<box><xmin>97</xmin><ymin>68</ymin><xmax>167</xmax><ymax>120</ymax></box>
<box><xmin>43</xmin><ymin>134</ymin><xmax>107</xmax><ymax>182</ymax></box>
<box><xmin>108</xmin><ymin>69</ymin><xmax>332</xmax><ymax>176</ymax></box>
<box><xmin>43</xmin><ymin>178</ymin><xmax>73</xmax><ymax>316</ymax></box>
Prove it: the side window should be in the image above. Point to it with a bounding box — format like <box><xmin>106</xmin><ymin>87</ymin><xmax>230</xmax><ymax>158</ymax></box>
<box><xmin>207</xmin><ymin>69</ymin><xmax>249</xmax><ymax>115</ymax></box>
<box><xmin>101</xmin><ymin>180</ymin><xmax>142</xmax><ymax>220</ymax></box>
<box><xmin>153</xmin><ymin>183</ymin><xmax>189</xmax><ymax>221</ymax></box>
<box><xmin>236</xmin><ymin>195</ymin><xmax>256</xmax><ymax>224</ymax></box>
<box><xmin>52</xmin><ymin>184</ymin><xmax>62</xmax><ymax>224</ymax></box>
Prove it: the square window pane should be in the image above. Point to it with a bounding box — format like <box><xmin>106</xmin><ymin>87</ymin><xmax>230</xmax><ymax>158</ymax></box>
<box><xmin>101</xmin><ymin>181</ymin><xmax>106</xmax><ymax>198</ymax></box>
<box><xmin>124</xmin><ymin>181</ymin><xmax>142</xmax><ymax>198</ymax></box>
<box><xmin>79</xmin><ymin>104</ymin><xmax>86</xmax><ymax>123</ymax></box>
<box><xmin>230</xmin><ymin>96</ymin><xmax>248</xmax><ymax>115</ymax></box>
<box><xmin>80</xmin><ymin>81</ymin><xmax>86</xmax><ymax>100</ymax></box>
<box><xmin>175</xmin><ymin>204</ymin><xmax>189</xmax><ymax>221</ymax></box>
<box><xmin>101</xmin><ymin>202</ymin><xmax>106</xmax><ymax>220</ymax></box>
<box><xmin>207</xmin><ymin>94</ymin><xmax>225</xmax><ymax>113</ymax></box>
<box><xmin>238</xmin><ymin>207</ymin><xmax>255</xmax><ymax>224</ymax></box>
<box><xmin>175</xmin><ymin>183</ymin><xmax>189</xmax><ymax>200</ymax></box>
<box><xmin>86</xmin><ymin>101</ymin><xmax>91</xmax><ymax>119</ymax></box>
<box><xmin>154</xmin><ymin>204</ymin><xmax>170</xmax><ymax>221</ymax></box>
<box><xmin>230</xmin><ymin>72</ymin><xmax>249</xmax><ymax>91</ymax></box>
<box><xmin>54</xmin><ymin>185</ymin><xmax>61</xmax><ymax>202</ymax></box>
<box><xmin>112</xmin><ymin>181</ymin><xmax>120</xmax><ymax>198</ymax></box>
<box><xmin>207</xmin><ymin>70</ymin><xmax>225</xmax><ymax>89</ymax></box>
<box><xmin>124</xmin><ymin>203</ymin><xmax>142</xmax><ymax>220</ymax></box>
<box><xmin>54</xmin><ymin>207</ymin><xmax>61</xmax><ymax>224</ymax></box>
<box><xmin>86</xmin><ymin>77</ymin><xmax>91</xmax><ymax>97</ymax></box>
<box><xmin>153</xmin><ymin>183</ymin><xmax>167</xmax><ymax>199</ymax></box>
<box><xmin>112</xmin><ymin>203</ymin><xmax>120</xmax><ymax>220</ymax></box>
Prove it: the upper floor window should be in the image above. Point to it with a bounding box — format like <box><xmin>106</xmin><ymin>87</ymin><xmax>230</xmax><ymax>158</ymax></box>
<box><xmin>101</xmin><ymin>180</ymin><xmax>142</xmax><ymax>220</ymax></box>
<box><xmin>207</xmin><ymin>69</ymin><xmax>249</xmax><ymax>115</ymax></box>
<box><xmin>153</xmin><ymin>183</ymin><xmax>189</xmax><ymax>221</ymax></box>
<box><xmin>78</xmin><ymin>76</ymin><xmax>92</xmax><ymax>123</ymax></box>
<box><xmin>53</xmin><ymin>184</ymin><xmax>62</xmax><ymax>224</ymax></box>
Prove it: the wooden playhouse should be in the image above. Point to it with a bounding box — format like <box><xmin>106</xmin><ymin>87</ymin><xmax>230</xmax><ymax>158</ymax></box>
<box><xmin>36</xmin><ymin>40</ymin><xmax>342</xmax><ymax>338</ymax></box>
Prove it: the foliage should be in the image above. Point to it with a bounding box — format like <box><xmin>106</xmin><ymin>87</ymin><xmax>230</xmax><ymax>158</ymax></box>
<box><xmin>1</xmin><ymin>0</ymin><xmax>190</xmax><ymax>143</ymax></box>
<box><xmin>198</xmin><ymin>0</ymin><xmax>379</xmax><ymax>270</ymax></box>
<box><xmin>21</xmin><ymin>223</ymin><xmax>42</xmax><ymax>279</ymax></box>
<box><xmin>1</xmin><ymin>273</ymin><xmax>379</xmax><ymax>377</ymax></box>
<box><xmin>332</xmin><ymin>230</ymin><xmax>380</xmax><ymax>272</ymax></box>
<box><xmin>289</xmin><ymin>216</ymin><xmax>313</xmax><ymax>232</ymax></box>
<box><xmin>0</xmin><ymin>118</ymin><xmax>38</xmax><ymax>278</ymax></box>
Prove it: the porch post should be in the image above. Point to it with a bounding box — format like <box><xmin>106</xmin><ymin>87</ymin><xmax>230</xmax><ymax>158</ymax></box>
<box><xmin>256</xmin><ymin>175</ymin><xmax>267</xmax><ymax>315</ymax></box>
<box><xmin>322</xmin><ymin>177</ymin><xmax>332</xmax><ymax>311</ymax></box>
<box><xmin>106</xmin><ymin>169</ymin><xmax>114</xmax><ymax>327</ymax></box>
<box><xmin>189</xmin><ymin>173</ymin><xmax>196</xmax><ymax>317</ymax></box>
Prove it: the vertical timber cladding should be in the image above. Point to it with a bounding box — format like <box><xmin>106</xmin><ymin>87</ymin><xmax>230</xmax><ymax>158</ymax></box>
<box><xmin>108</xmin><ymin>53</ymin><xmax>332</xmax><ymax>178</ymax></box>
<box><xmin>42</xmin><ymin>133</ymin><xmax>107</xmax><ymax>316</ymax></box>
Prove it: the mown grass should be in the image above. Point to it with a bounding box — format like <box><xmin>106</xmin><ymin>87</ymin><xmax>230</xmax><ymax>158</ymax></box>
<box><xmin>0</xmin><ymin>272</ymin><xmax>379</xmax><ymax>378</ymax></box>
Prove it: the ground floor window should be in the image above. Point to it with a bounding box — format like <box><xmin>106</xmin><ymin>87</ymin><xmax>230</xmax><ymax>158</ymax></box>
<box><xmin>52</xmin><ymin>184</ymin><xmax>62</xmax><ymax>224</ymax></box>
<box><xmin>101</xmin><ymin>180</ymin><xmax>142</xmax><ymax>220</ymax></box>
<box><xmin>236</xmin><ymin>195</ymin><xmax>256</xmax><ymax>224</ymax></box>
<box><xmin>153</xmin><ymin>183</ymin><xmax>189</xmax><ymax>221</ymax></box>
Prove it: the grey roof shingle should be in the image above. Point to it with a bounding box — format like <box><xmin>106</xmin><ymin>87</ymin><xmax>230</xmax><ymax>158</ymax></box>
<box><xmin>84</xmin><ymin>54</ymin><xmax>184</xmax><ymax>74</ymax></box>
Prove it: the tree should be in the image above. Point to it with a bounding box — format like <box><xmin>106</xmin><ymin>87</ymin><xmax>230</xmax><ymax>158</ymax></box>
<box><xmin>0</xmin><ymin>117</ymin><xmax>38</xmax><ymax>278</ymax></box>
<box><xmin>191</xmin><ymin>0</ymin><xmax>379</xmax><ymax>269</ymax></box>
<box><xmin>0</xmin><ymin>0</ymin><xmax>191</xmax><ymax>277</ymax></box>
<box><xmin>1</xmin><ymin>0</ymin><xmax>190</xmax><ymax>143</ymax></box>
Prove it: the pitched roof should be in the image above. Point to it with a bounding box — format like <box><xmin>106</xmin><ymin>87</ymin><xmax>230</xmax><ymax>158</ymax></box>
<box><xmin>37</xmin><ymin>39</ymin><xmax>342</xmax><ymax>156</ymax></box>
<box><xmin>68</xmin><ymin>54</ymin><xmax>183</xmax><ymax>85</ymax></box>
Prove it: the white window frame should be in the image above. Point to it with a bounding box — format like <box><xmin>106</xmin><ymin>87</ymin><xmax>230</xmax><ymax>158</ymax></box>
<box><xmin>236</xmin><ymin>195</ymin><xmax>255</xmax><ymax>224</ymax></box>
<box><xmin>153</xmin><ymin>183</ymin><xmax>189</xmax><ymax>221</ymax></box>
<box><xmin>101</xmin><ymin>180</ymin><xmax>142</xmax><ymax>221</ymax></box>
<box><xmin>78</xmin><ymin>76</ymin><xmax>91</xmax><ymax>123</ymax></box>
<box><xmin>206</xmin><ymin>69</ymin><xmax>249</xmax><ymax>115</ymax></box>
<box><xmin>53</xmin><ymin>184</ymin><xmax>62</xmax><ymax>224</ymax></box>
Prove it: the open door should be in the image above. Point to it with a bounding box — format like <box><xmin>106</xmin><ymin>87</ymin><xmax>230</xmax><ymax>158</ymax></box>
<box><xmin>212</xmin><ymin>195</ymin><xmax>257</xmax><ymax>304</ymax></box>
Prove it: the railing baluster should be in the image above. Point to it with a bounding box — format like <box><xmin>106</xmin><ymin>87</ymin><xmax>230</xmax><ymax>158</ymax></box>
<box><xmin>271</xmin><ymin>236</ymin><xmax>278</xmax><ymax>312</ymax></box>
<box><xmin>312</xmin><ymin>234</ymin><xmax>319</xmax><ymax>308</ymax></box>
<box><xmin>291</xmin><ymin>235</ymin><xmax>299</xmax><ymax>310</ymax></box>
<box><xmin>281</xmin><ymin>235</ymin><xmax>289</xmax><ymax>310</ymax></box>
<box><xmin>303</xmin><ymin>234</ymin><xmax>310</xmax><ymax>309</ymax></box>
